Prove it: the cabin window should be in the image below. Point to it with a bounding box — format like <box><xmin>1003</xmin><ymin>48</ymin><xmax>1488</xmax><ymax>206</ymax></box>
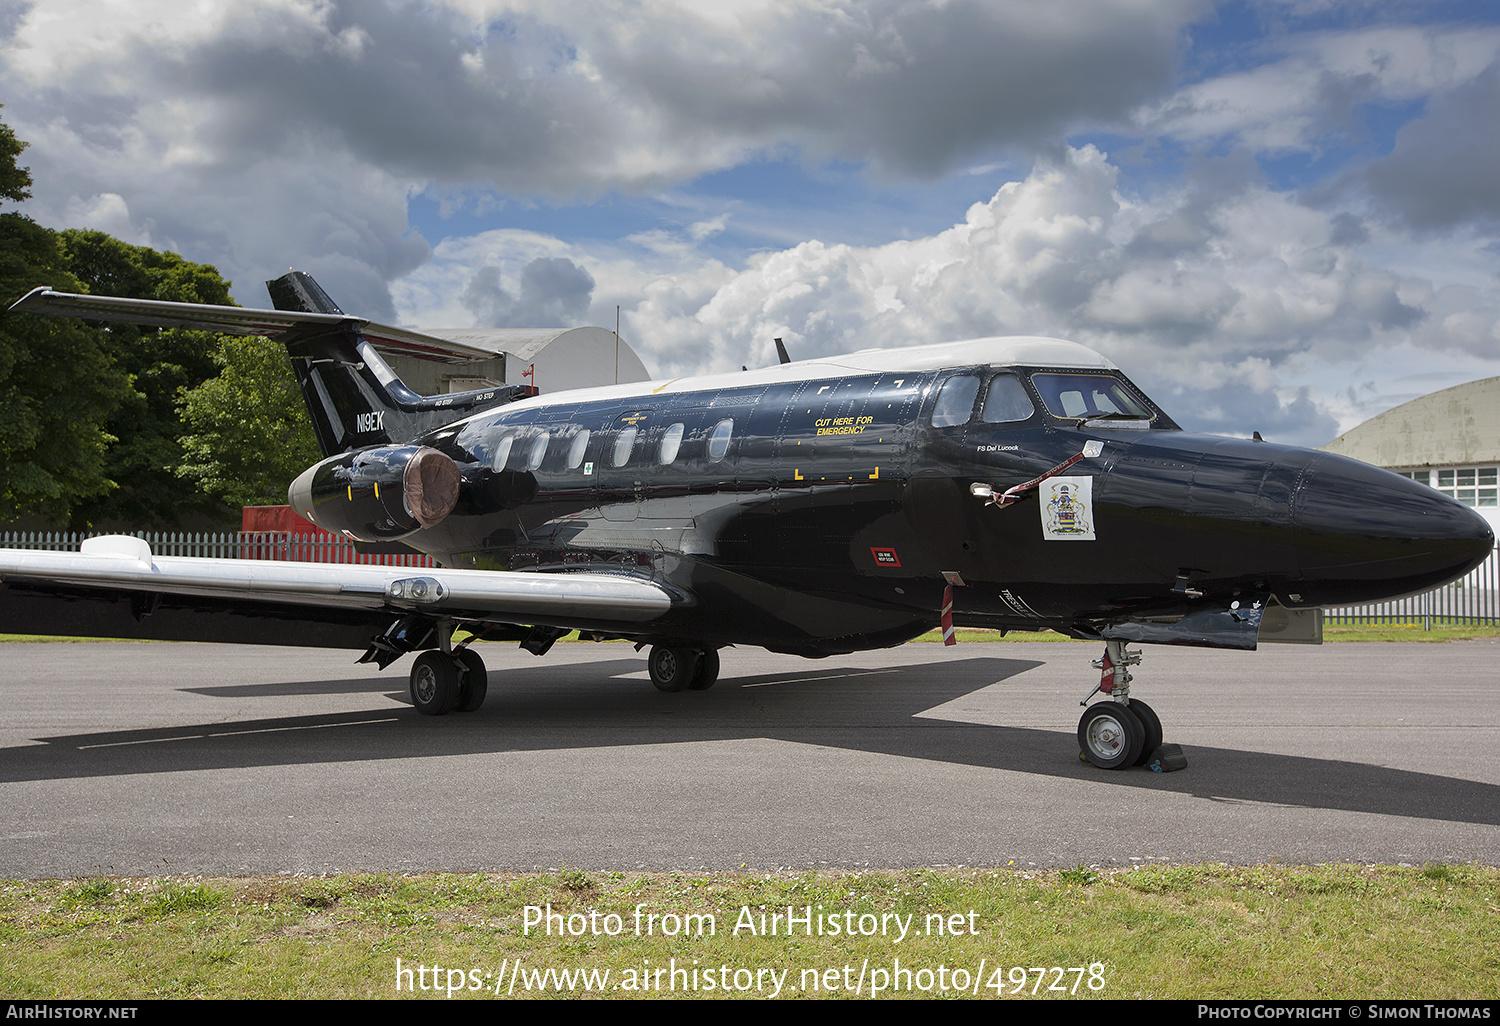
<box><xmin>931</xmin><ymin>375</ymin><xmax>980</xmax><ymax>427</ymax></box>
<box><xmin>980</xmin><ymin>374</ymin><xmax>1035</xmax><ymax>423</ymax></box>
<box><xmin>1030</xmin><ymin>373</ymin><xmax>1151</xmax><ymax>422</ymax></box>
<box><xmin>707</xmin><ymin>419</ymin><xmax>734</xmax><ymax>462</ymax></box>
<box><xmin>659</xmin><ymin>423</ymin><xmax>685</xmax><ymax>465</ymax></box>
<box><xmin>527</xmin><ymin>432</ymin><xmax>550</xmax><ymax>471</ymax></box>
<box><xmin>490</xmin><ymin>435</ymin><xmax>514</xmax><ymax>472</ymax></box>
<box><xmin>567</xmin><ymin>429</ymin><xmax>591</xmax><ymax>469</ymax></box>
<box><xmin>613</xmin><ymin>427</ymin><xmax>637</xmax><ymax>467</ymax></box>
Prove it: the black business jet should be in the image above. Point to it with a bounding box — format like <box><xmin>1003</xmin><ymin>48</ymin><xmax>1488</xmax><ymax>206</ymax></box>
<box><xmin>2</xmin><ymin>273</ymin><xmax>1492</xmax><ymax>769</ymax></box>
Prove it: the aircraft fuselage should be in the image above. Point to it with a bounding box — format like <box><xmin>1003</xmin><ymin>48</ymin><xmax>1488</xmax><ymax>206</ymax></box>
<box><xmin>292</xmin><ymin>337</ymin><xmax>1493</xmax><ymax>657</ymax></box>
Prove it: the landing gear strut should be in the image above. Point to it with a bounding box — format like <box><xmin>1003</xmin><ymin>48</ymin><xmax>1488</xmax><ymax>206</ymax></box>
<box><xmin>407</xmin><ymin>621</ymin><xmax>488</xmax><ymax>716</ymax></box>
<box><xmin>1077</xmin><ymin>639</ymin><xmax>1174</xmax><ymax>770</ymax></box>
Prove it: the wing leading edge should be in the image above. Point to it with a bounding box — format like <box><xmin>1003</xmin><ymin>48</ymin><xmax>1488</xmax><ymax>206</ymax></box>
<box><xmin>0</xmin><ymin>536</ymin><xmax>672</xmax><ymax>632</ymax></box>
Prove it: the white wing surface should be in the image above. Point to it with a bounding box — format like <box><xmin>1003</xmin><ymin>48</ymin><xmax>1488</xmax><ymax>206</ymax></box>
<box><xmin>0</xmin><ymin>536</ymin><xmax>671</xmax><ymax>624</ymax></box>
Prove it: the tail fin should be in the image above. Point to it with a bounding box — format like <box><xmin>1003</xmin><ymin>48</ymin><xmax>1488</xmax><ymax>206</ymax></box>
<box><xmin>267</xmin><ymin>271</ymin><xmax>537</xmax><ymax>456</ymax></box>
<box><xmin>266</xmin><ymin>269</ymin><xmax>345</xmax><ymax>315</ymax></box>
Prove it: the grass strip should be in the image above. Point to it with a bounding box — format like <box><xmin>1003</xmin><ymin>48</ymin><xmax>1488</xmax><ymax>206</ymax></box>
<box><xmin>1</xmin><ymin>864</ymin><xmax>1496</xmax><ymax>999</ymax></box>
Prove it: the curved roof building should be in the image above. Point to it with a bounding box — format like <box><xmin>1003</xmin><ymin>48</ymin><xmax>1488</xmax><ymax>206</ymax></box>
<box><xmin>1323</xmin><ymin>377</ymin><xmax>1499</xmax><ymax>524</ymax></box>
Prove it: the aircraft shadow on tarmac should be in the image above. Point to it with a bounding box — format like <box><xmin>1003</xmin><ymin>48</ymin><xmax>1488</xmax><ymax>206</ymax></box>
<box><xmin>3</xmin><ymin>654</ymin><xmax>1497</xmax><ymax>829</ymax></box>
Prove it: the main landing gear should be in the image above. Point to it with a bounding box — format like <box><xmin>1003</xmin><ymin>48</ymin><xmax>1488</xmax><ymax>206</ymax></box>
<box><xmin>407</xmin><ymin>625</ymin><xmax>488</xmax><ymax>716</ymax></box>
<box><xmin>1076</xmin><ymin>640</ymin><xmax>1181</xmax><ymax>771</ymax></box>
<box><xmin>646</xmin><ymin>645</ymin><xmax>720</xmax><ymax>692</ymax></box>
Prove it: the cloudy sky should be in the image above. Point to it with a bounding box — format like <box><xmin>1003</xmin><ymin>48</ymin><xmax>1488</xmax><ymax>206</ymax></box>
<box><xmin>5</xmin><ymin>0</ymin><xmax>1500</xmax><ymax>445</ymax></box>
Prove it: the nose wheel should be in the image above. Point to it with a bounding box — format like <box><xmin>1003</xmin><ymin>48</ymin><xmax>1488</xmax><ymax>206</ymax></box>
<box><xmin>1077</xmin><ymin>641</ymin><xmax>1176</xmax><ymax>770</ymax></box>
<box><xmin>1078</xmin><ymin>702</ymin><xmax>1144</xmax><ymax>769</ymax></box>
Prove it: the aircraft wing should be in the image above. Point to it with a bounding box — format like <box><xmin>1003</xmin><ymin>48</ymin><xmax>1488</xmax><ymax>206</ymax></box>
<box><xmin>8</xmin><ymin>287</ymin><xmax>499</xmax><ymax>364</ymax></box>
<box><xmin>0</xmin><ymin>536</ymin><xmax>672</xmax><ymax>641</ymax></box>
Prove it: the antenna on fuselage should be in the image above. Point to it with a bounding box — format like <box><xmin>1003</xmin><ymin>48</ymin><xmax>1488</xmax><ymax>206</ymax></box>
<box><xmin>774</xmin><ymin>337</ymin><xmax>791</xmax><ymax>365</ymax></box>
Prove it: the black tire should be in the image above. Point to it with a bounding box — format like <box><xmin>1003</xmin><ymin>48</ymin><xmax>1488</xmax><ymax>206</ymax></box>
<box><xmin>687</xmin><ymin>649</ymin><xmax>720</xmax><ymax>691</ymax></box>
<box><xmin>1126</xmin><ymin>698</ymin><xmax>1162</xmax><ymax>765</ymax></box>
<box><xmin>1077</xmin><ymin>702</ymin><xmax>1144</xmax><ymax>770</ymax></box>
<box><xmin>648</xmin><ymin>645</ymin><xmax>699</xmax><ymax>692</ymax></box>
<box><xmin>409</xmin><ymin>651</ymin><xmax>458</xmax><ymax>716</ymax></box>
<box><xmin>455</xmin><ymin>649</ymin><xmax>488</xmax><ymax>713</ymax></box>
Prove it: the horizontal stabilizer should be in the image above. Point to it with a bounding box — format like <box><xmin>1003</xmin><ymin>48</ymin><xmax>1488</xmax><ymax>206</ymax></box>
<box><xmin>8</xmin><ymin>287</ymin><xmax>497</xmax><ymax>365</ymax></box>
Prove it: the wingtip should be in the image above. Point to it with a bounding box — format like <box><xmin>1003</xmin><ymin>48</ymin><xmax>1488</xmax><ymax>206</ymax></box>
<box><xmin>7</xmin><ymin>285</ymin><xmax>56</xmax><ymax>315</ymax></box>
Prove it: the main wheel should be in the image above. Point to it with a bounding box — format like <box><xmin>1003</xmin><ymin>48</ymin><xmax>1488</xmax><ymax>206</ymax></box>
<box><xmin>455</xmin><ymin>649</ymin><xmax>488</xmax><ymax>713</ymax></box>
<box><xmin>687</xmin><ymin>649</ymin><xmax>720</xmax><ymax>691</ymax></box>
<box><xmin>1126</xmin><ymin>698</ymin><xmax>1162</xmax><ymax>766</ymax></box>
<box><xmin>409</xmin><ymin>651</ymin><xmax>458</xmax><ymax>716</ymax></box>
<box><xmin>1078</xmin><ymin>702</ymin><xmax>1144</xmax><ymax>770</ymax></box>
<box><xmin>648</xmin><ymin>645</ymin><xmax>699</xmax><ymax>692</ymax></box>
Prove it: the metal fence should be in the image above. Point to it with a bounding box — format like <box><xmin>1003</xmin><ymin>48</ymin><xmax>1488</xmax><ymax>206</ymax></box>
<box><xmin>1323</xmin><ymin>544</ymin><xmax>1499</xmax><ymax>628</ymax></box>
<box><xmin>0</xmin><ymin>530</ymin><xmax>435</xmax><ymax>568</ymax></box>
<box><xmin>2</xmin><ymin>531</ymin><xmax>1496</xmax><ymax>627</ymax></box>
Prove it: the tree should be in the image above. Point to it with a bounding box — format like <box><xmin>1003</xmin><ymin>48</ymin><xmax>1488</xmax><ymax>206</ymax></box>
<box><xmin>0</xmin><ymin>107</ymin><xmax>31</xmax><ymax>205</ymax></box>
<box><xmin>176</xmin><ymin>334</ymin><xmax>322</xmax><ymax>509</ymax></box>
<box><xmin>0</xmin><ymin>114</ymin><xmax>127</xmax><ymax>522</ymax></box>
<box><xmin>0</xmin><ymin>110</ymin><xmax>318</xmax><ymax>524</ymax></box>
<box><xmin>59</xmin><ymin>230</ymin><xmax>240</xmax><ymax>528</ymax></box>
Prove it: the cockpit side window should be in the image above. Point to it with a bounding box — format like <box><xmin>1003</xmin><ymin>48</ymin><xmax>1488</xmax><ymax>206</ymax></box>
<box><xmin>930</xmin><ymin>375</ymin><xmax>980</xmax><ymax>428</ymax></box>
<box><xmin>980</xmin><ymin>373</ymin><xmax>1035</xmax><ymax>423</ymax></box>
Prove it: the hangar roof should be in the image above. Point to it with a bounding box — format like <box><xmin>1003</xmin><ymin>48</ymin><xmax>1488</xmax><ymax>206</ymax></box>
<box><xmin>1323</xmin><ymin>377</ymin><xmax>1500</xmax><ymax>468</ymax></box>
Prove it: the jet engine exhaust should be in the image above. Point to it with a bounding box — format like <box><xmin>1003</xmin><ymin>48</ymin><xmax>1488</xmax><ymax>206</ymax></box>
<box><xmin>288</xmin><ymin>444</ymin><xmax>460</xmax><ymax>541</ymax></box>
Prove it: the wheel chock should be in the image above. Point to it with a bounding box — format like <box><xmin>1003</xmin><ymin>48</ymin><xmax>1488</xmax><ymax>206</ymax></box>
<box><xmin>1147</xmin><ymin>743</ymin><xmax>1187</xmax><ymax>773</ymax></box>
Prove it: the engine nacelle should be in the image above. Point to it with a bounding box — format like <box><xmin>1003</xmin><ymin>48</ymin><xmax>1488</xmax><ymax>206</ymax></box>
<box><xmin>288</xmin><ymin>445</ymin><xmax>461</xmax><ymax>542</ymax></box>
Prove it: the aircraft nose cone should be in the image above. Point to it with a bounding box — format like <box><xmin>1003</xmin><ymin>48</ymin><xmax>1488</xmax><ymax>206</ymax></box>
<box><xmin>1293</xmin><ymin>454</ymin><xmax>1494</xmax><ymax>605</ymax></box>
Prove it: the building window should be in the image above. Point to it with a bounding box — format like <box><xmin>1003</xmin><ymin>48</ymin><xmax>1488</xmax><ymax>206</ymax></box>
<box><xmin>1437</xmin><ymin>467</ymin><xmax>1498</xmax><ymax>507</ymax></box>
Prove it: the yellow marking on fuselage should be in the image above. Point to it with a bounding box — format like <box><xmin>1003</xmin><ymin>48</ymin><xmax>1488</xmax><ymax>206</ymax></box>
<box><xmin>794</xmin><ymin>469</ymin><xmax>803</xmax><ymax>480</ymax></box>
<box><xmin>869</xmin><ymin>467</ymin><xmax>879</xmax><ymax>479</ymax></box>
<box><xmin>651</xmin><ymin>378</ymin><xmax>683</xmax><ymax>394</ymax></box>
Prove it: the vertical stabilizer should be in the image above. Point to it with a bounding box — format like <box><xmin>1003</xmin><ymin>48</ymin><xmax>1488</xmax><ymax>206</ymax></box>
<box><xmin>265</xmin><ymin>271</ymin><xmax>532</xmax><ymax>457</ymax></box>
<box><xmin>267</xmin><ymin>270</ymin><xmax>344</xmax><ymax>316</ymax></box>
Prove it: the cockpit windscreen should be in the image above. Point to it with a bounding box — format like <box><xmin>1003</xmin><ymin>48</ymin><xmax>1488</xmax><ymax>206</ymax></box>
<box><xmin>1029</xmin><ymin>373</ymin><xmax>1152</xmax><ymax>422</ymax></box>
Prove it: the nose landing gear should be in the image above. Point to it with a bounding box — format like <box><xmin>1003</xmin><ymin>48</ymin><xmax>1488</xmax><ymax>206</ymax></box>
<box><xmin>1077</xmin><ymin>640</ymin><xmax>1179</xmax><ymax>771</ymax></box>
